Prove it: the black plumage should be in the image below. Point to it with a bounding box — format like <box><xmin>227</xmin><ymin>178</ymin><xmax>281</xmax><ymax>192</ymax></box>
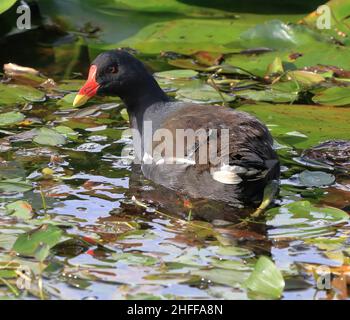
<box><xmin>75</xmin><ymin>49</ymin><xmax>280</xmax><ymax>206</ymax></box>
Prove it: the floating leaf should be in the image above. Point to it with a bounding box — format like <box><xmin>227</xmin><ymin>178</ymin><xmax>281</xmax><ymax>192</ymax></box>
<box><xmin>0</xmin><ymin>178</ymin><xmax>32</xmax><ymax>193</ymax></box>
<box><xmin>0</xmin><ymin>83</ymin><xmax>45</xmax><ymax>105</ymax></box>
<box><xmin>0</xmin><ymin>269</ymin><xmax>17</xmax><ymax>279</ymax></box>
<box><xmin>176</xmin><ymin>85</ymin><xmax>235</xmax><ymax>103</ymax></box>
<box><xmin>299</xmin><ymin>170</ymin><xmax>335</xmax><ymax>187</ymax></box>
<box><xmin>210</xmin><ymin>258</ymin><xmax>252</xmax><ymax>271</ymax></box>
<box><xmin>33</xmin><ymin>128</ymin><xmax>66</xmax><ymax>146</ymax></box>
<box><xmin>236</xmin><ymin>81</ymin><xmax>299</xmax><ymax>103</ymax></box>
<box><xmin>0</xmin><ymin>0</ymin><xmax>16</xmax><ymax>15</ymax></box>
<box><xmin>0</xmin><ymin>112</ymin><xmax>25</xmax><ymax>127</ymax></box>
<box><xmin>302</xmin><ymin>0</ymin><xmax>350</xmax><ymax>42</ymax></box>
<box><xmin>238</xmin><ymin>103</ymin><xmax>350</xmax><ymax>148</ymax></box>
<box><xmin>56</xmin><ymin>80</ymin><xmax>85</xmax><ymax>92</ymax></box>
<box><xmin>113</xmin><ymin>253</ymin><xmax>158</xmax><ymax>266</ymax></box>
<box><xmin>57</xmin><ymin>93</ymin><xmax>79</xmax><ymax>109</ymax></box>
<box><xmin>12</xmin><ymin>224</ymin><xmax>64</xmax><ymax>258</ymax></box>
<box><xmin>226</xmin><ymin>43</ymin><xmax>350</xmax><ymax>78</ymax></box>
<box><xmin>287</xmin><ymin>70</ymin><xmax>325</xmax><ymax>87</ymax></box>
<box><xmin>194</xmin><ymin>51</ymin><xmax>222</xmax><ymax>66</ymax></box>
<box><xmin>126</xmin><ymin>293</ymin><xmax>162</xmax><ymax>300</ymax></box>
<box><xmin>5</xmin><ymin>200</ymin><xmax>33</xmax><ymax>220</ymax></box>
<box><xmin>266</xmin><ymin>201</ymin><xmax>349</xmax><ymax>239</ymax></box>
<box><xmin>77</xmin><ymin>0</ymin><xmax>240</xmax><ymax>17</ymax></box>
<box><xmin>236</xmin><ymin>88</ymin><xmax>298</xmax><ymax>103</ymax></box>
<box><xmin>312</xmin><ymin>86</ymin><xmax>350</xmax><ymax>106</ymax></box>
<box><xmin>240</xmin><ymin>20</ymin><xmax>328</xmax><ymax>50</ymax></box>
<box><xmin>215</xmin><ymin>246</ymin><xmax>253</xmax><ymax>257</ymax></box>
<box><xmin>244</xmin><ymin>256</ymin><xmax>285</xmax><ymax>299</ymax></box>
<box><xmin>54</xmin><ymin>126</ymin><xmax>78</xmax><ymax>140</ymax></box>
<box><xmin>120</xmin><ymin>108</ymin><xmax>129</xmax><ymax>121</ymax></box>
<box><xmin>266</xmin><ymin>57</ymin><xmax>284</xmax><ymax>76</ymax></box>
<box><xmin>168</xmin><ymin>58</ymin><xmax>209</xmax><ymax>72</ymax></box>
<box><xmin>0</xmin><ymin>234</ymin><xmax>18</xmax><ymax>251</ymax></box>
<box><xmin>154</xmin><ymin>69</ymin><xmax>198</xmax><ymax>80</ymax></box>
<box><xmin>34</xmin><ymin>243</ymin><xmax>51</xmax><ymax>262</ymax></box>
<box><xmin>109</xmin><ymin>18</ymin><xmax>244</xmax><ymax>55</ymax></box>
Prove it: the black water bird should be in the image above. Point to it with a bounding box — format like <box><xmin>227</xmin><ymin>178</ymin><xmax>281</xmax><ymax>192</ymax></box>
<box><xmin>74</xmin><ymin>49</ymin><xmax>279</xmax><ymax>206</ymax></box>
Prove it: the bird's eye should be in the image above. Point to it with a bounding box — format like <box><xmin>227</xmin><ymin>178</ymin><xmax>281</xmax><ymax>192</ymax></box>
<box><xmin>108</xmin><ymin>66</ymin><xmax>118</xmax><ymax>74</ymax></box>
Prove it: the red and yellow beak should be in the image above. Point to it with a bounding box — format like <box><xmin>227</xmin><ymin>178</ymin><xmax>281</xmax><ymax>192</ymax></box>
<box><xmin>73</xmin><ymin>65</ymin><xmax>100</xmax><ymax>107</ymax></box>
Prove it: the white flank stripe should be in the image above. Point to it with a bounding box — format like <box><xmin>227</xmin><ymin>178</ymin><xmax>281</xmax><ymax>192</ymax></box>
<box><xmin>212</xmin><ymin>171</ymin><xmax>243</xmax><ymax>184</ymax></box>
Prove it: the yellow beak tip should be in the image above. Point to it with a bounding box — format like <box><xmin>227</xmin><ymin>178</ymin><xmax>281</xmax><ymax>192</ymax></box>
<box><xmin>73</xmin><ymin>94</ymin><xmax>90</xmax><ymax>108</ymax></box>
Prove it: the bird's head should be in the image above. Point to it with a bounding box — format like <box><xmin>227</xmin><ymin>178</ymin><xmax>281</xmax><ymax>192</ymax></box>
<box><xmin>73</xmin><ymin>49</ymin><xmax>154</xmax><ymax>107</ymax></box>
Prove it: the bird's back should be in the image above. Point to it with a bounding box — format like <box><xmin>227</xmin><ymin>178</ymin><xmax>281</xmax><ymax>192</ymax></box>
<box><xmin>140</xmin><ymin>102</ymin><xmax>279</xmax><ymax>206</ymax></box>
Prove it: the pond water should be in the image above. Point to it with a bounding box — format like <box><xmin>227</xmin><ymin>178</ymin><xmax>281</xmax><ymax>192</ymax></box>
<box><xmin>0</xmin><ymin>0</ymin><xmax>350</xmax><ymax>300</ymax></box>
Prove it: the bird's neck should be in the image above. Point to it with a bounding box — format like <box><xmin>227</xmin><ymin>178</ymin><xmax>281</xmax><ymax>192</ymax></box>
<box><xmin>120</xmin><ymin>76</ymin><xmax>170</xmax><ymax>133</ymax></box>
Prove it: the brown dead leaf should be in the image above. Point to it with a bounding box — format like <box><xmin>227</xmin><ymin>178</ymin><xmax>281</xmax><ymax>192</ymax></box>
<box><xmin>4</xmin><ymin>63</ymin><xmax>40</xmax><ymax>76</ymax></box>
<box><xmin>194</xmin><ymin>51</ymin><xmax>223</xmax><ymax>66</ymax></box>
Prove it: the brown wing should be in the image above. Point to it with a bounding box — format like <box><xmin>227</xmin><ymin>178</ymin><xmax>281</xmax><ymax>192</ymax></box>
<box><xmin>144</xmin><ymin>104</ymin><xmax>279</xmax><ymax>205</ymax></box>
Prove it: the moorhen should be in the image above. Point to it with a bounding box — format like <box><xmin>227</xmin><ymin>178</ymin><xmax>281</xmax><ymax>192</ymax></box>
<box><xmin>73</xmin><ymin>49</ymin><xmax>279</xmax><ymax>206</ymax></box>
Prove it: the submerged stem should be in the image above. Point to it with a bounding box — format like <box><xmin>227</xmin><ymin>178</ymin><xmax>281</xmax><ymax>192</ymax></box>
<box><xmin>208</xmin><ymin>75</ymin><xmax>229</xmax><ymax>108</ymax></box>
<box><xmin>0</xmin><ymin>277</ymin><xmax>20</xmax><ymax>297</ymax></box>
<box><xmin>251</xmin><ymin>180</ymin><xmax>279</xmax><ymax>217</ymax></box>
<box><xmin>40</xmin><ymin>187</ymin><xmax>47</xmax><ymax>213</ymax></box>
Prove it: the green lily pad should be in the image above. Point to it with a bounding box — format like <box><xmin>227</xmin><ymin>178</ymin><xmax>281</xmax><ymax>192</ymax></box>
<box><xmin>56</xmin><ymin>80</ymin><xmax>85</xmax><ymax>92</ymax></box>
<box><xmin>113</xmin><ymin>253</ymin><xmax>158</xmax><ymax>266</ymax></box>
<box><xmin>107</xmin><ymin>18</ymin><xmax>244</xmax><ymax>55</ymax></box>
<box><xmin>302</xmin><ymin>0</ymin><xmax>350</xmax><ymax>43</ymax></box>
<box><xmin>0</xmin><ymin>83</ymin><xmax>45</xmax><ymax>105</ymax></box>
<box><xmin>5</xmin><ymin>201</ymin><xmax>33</xmax><ymax>220</ymax></box>
<box><xmin>34</xmin><ymin>244</ymin><xmax>51</xmax><ymax>262</ymax></box>
<box><xmin>236</xmin><ymin>81</ymin><xmax>300</xmax><ymax>103</ymax></box>
<box><xmin>60</xmin><ymin>0</ymin><xmax>238</xmax><ymax>21</ymax></box>
<box><xmin>266</xmin><ymin>57</ymin><xmax>284</xmax><ymax>76</ymax></box>
<box><xmin>299</xmin><ymin>170</ymin><xmax>335</xmax><ymax>187</ymax></box>
<box><xmin>226</xmin><ymin>43</ymin><xmax>350</xmax><ymax>78</ymax></box>
<box><xmin>312</xmin><ymin>86</ymin><xmax>350</xmax><ymax>106</ymax></box>
<box><xmin>238</xmin><ymin>103</ymin><xmax>350</xmax><ymax>148</ymax></box>
<box><xmin>210</xmin><ymin>258</ymin><xmax>252</xmax><ymax>271</ymax></box>
<box><xmin>0</xmin><ymin>234</ymin><xmax>18</xmax><ymax>251</ymax></box>
<box><xmin>0</xmin><ymin>178</ymin><xmax>33</xmax><ymax>193</ymax></box>
<box><xmin>215</xmin><ymin>246</ymin><xmax>253</xmax><ymax>257</ymax></box>
<box><xmin>125</xmin><ymin>293</ymin><xmax>162</xmax><ymax>300</ymax></box>
<box><xmin>176</xmin><ymin>85</ymin><xmax>235</xmax><ymax>103</ymax></box>
<box><xmin>0</xmin><ymin>269</ymin><xmax>17</xmax><ymax>279</ymax></box>
<box><xmin>266</xmin><ymin>201</ymin><xmax>349</xmax><ymax>239</ymax></box>
<box><xmin>120</xmin><ymin>108</ymin><xmax>129</xmax><ymax>121</ymax></box>
<box><xmin>168</xmin><ymin>59</ymin><xmax>210</xmax><ymax>72</ymax></box>
<box><xmin>240</xmin><ymin>20</ymin><xmax>329</xmax><ymax>50</ymax></box>
<box><xmin>12</xmin><ymin>224</ymin><xmax>64</xmax><ymax>258</ymax></box>
<box><xmin>244</xmin><ymin>256</ymin><xmax>285</xmax><ymax>299</ymax></box>
<box><xmin>305</xmin><ymin>236</ymin><xmax>346</xmax><ymax>253</ymax></box>
<box><xmin>236</xmin><ymin>87</ymin><xmax>298</xmax><ymax>103</ymax></box>
<box><xmin>33</xmin><ymin>128</ymin><xmax>67</xmax><ymax>146</ymax></box>
<box><xmin>54</xmin><ymin>126</ymin><xmax>78</xmax><ymax>140</ymax></box>
<box><xmin>57</xmin><ymin>93</ymin><xmax>80</xmax><ymax>109</ymax></box>
<box><xmin>0</xmin><ymin>0</ymin><xmax>16</xmax><ymax>15</ymax></box>
<box><xmin>154</xmin><ymin>69</ymin><xmax>198</xmax><ymax>80</ymax></box>
<box><xmin>287</xmin><ymin>70</ymin><xmax>325</xmax><ymax>88</ymax></box>
<box><xmin>0</xmin><ymin>112</ymin><xmax>25</xmax><ymax>127</ymax></box>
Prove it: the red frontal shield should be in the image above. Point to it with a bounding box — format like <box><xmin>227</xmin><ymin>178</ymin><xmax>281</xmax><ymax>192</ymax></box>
<box><xmin>73</xmin><ymin>65</ymin><xmax>100</xmax><ymax>107</ymax></box>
